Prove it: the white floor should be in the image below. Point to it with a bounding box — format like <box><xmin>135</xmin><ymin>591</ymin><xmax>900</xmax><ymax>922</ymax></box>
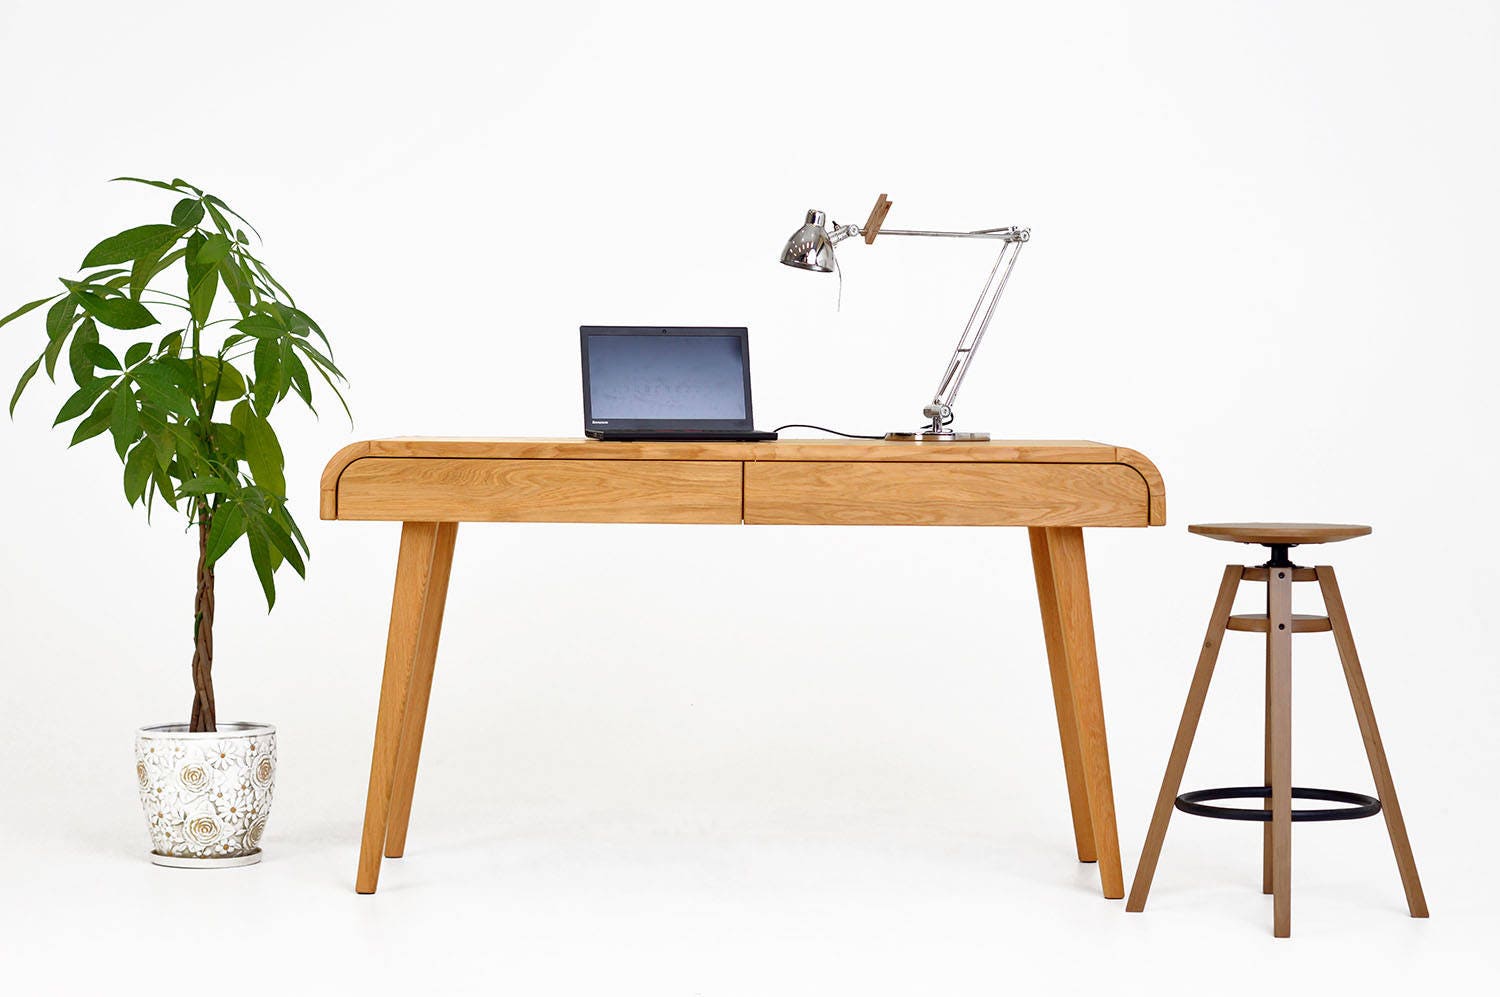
<box><xmin>3</xmin><ymin>732</ymin><xmax>1490</xmax><ymax>995</ymax></box>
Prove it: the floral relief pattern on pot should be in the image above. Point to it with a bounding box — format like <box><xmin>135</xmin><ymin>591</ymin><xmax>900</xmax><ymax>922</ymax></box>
<box><xmin>135</xmin><ymin>722</ymin><xmax>276</xmax><ymax>866</ymax></box>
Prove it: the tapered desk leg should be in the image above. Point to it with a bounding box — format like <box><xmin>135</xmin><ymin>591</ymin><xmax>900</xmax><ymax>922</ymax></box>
<box><xmin>1317</xmin><ymin>566</ymin><xmax>1428</xmax><ymax>918</ymax></box>
<box><xmin>356</xmin><ymin>521</ymin><xmax>441</xmax><ymax>894</ymax></box>
<box><xmin>1267</xmin><ymin>565</ymin><xmax>1293</xmax><ymax>937</ymax></box>
<box><xmin>1127</xmin><ymin>566</ymin><xmax>1242</xmax><ymax>912</ymax></box>
<box><xmin>1041</xmin><ymin>527</ymin><xmax>1124</xmax><ymax>899</ymax></box>
<box><xmin>385</xmin><ymin>522</ymin><xmax>459</xmax><ymax>859</ymax></box>
<box><xmin>1029</xmin><ymin>528</ymin><xmax>1096</xmax><ymax>863</ymax></box>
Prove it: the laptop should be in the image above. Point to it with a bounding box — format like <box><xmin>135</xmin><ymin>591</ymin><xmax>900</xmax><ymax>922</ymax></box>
<box><xmin>580</xmin><ymin>326</ymin><xmax>779</xmax><ymax>441</ymax></box>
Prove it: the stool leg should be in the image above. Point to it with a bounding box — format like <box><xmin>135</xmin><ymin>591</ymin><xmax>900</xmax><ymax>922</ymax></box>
<box><xmin>1267</xmin><ymin>565</ymin><xmax>1294</xmax><ymax>938</ymax></box>
<box><xmin>1126</xmin><ymin>566</ymin><xmax>1243</xmax><ymax>912</ymax></box>
<box><xmin>1262</xmin><ymin>612</ymin><xmax>1274</xmax><ymax>894</ymax></box>
<box><xmin>1316</xmin><ymin>566</ymin><xmax>1429</xmax><ymax>918</ymax></box>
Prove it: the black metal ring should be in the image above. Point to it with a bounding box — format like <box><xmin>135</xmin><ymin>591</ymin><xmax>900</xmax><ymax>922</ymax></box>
<box><xmin>1175</xmin><ymin>786</ymin><xmax>1381</xmax><ymax>823</ymax></box>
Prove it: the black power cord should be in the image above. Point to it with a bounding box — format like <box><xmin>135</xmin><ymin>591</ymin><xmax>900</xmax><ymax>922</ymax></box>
<box><xmin>771</xmin><ymin>423</ymin><xmax>884</xmax><ymax>440</ymax></box>
<box><xmin>772</xmin><ymin>411</ymin><xmax>956</xmax><ymax>440</ymax></box>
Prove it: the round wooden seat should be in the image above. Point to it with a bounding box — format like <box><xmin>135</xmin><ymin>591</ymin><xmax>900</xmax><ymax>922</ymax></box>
<box><xmin>1188</xmin><ymin>522</ymin><xmax>1371</xmax><ymax>546</ymax></box>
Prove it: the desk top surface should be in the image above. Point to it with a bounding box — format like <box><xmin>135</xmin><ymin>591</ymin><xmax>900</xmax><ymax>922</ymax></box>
<box><xmin>324</xmin><ymin>436</ymin><xmax>1151</xmax><ymax>465</ymax></box>
<box><xmin>320</xmin><ymin>438</ymin><xmax>1165</xmax><ymax>526</ymax></box>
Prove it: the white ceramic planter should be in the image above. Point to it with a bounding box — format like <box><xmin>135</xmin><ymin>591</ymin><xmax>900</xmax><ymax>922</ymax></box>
<box><xmin>134</xmin><ymin>722</ymin><xmax>276</xmax><ymax>868</ymax></box>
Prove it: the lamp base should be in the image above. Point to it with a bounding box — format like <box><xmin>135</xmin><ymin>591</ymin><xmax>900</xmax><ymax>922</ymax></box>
<box><xmin>883</xmin><ymin>430</ymin><xmax>991</xmax><ymax>442</ymax></box>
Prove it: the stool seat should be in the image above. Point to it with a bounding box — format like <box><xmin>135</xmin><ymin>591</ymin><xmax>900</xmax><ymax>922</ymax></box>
<box><xmin>1188</xmin><ymin>522</ymin><xmax>1371</xmax><ymax>546</ymax></box>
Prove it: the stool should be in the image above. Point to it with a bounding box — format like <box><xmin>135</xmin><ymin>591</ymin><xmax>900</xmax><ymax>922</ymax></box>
<box><xmin>1125</xmin><ymin>523</ymin><xmax>1427</xmax><ymax>937</ymax></box>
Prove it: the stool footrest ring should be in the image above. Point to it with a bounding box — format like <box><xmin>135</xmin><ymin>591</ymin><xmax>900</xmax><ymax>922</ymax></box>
<box><xmin>1175</xmin><ymin>786</ymin><xmax>1381</xmax><ymax>822</ymax></box>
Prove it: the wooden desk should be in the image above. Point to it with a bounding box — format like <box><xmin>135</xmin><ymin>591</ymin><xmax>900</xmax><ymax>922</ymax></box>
<box><xmin>321</xmin><ymin>438</ymin><xmax>1166</xmax><ymax>897</ymax></box>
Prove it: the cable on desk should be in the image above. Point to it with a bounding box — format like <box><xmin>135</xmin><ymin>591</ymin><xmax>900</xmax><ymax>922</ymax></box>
<box><xmin>771</xmin><ymin>423</ymin><xmax>884</xmax><ymax>440</ymax></box>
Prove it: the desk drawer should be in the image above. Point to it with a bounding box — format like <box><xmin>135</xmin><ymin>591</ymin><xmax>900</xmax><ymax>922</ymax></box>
<box><xmin>335</xmin><ymin>458</ymin><xmax>743</xmax><ymax>523</ymax></box>
<box><xmin>743</xmin><ymin>461</ymin><xmax>1149</xmax><ymax>527</ymax></box>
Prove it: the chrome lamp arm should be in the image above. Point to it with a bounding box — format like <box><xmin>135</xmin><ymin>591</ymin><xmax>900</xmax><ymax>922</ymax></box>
<box><xmin>781</xmin><ymin>199</ymin><xmax>1030</xmax><ymax>442</ymax></box>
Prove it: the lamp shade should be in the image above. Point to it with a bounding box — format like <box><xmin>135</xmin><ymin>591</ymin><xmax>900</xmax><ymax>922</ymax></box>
<box><xmin>779</xmin><ymin>209</ymin><xmax>836</xmax><ymax>272</ymax></box>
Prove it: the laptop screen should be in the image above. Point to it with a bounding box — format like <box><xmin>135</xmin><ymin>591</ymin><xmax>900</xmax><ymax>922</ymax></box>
<box><xmin>581</xmin><ymin>327</ymin><xmax>755</xmax><ymax>431</ymax></box>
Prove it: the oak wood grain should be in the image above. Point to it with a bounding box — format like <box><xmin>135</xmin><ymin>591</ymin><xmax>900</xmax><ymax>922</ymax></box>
<box><xmin>1226</xmin><ymin>613</ymin><xmax>1332</xmax><ymax>634</ymax></box>
<box><xmin>1268</xmin><ymin>565</ymin><xmax>1293</xmax><ymax>937</ymax></box>
<box><xmin>1030</xmin><ymin>527</ymin><xmax>1097</xmax><ymax>863</ymax></box>
<box><xmin>383</xmin><ymin>522</ymin><xmax>458</xmax><ymax>860</ymax></box>
<box><xmin>1317</xmin><ymin>565</ymin><xmax>1429</xmax><ymax>918</ymax></box>
<box><xmin>1189</xmin><ymin>523</ymin><xmax>1371</xmax><ymax>545</ymax></box>
<box><xmin>356</xmin><ymin>522</ymin><xmax>439</xmax><ymax>894</ymax></box>
<box><xmin>320</xmin><ymin>438</ymin><xmax>1167</xmax><ymax>525</ymax></box>
<box><xmin>744</xmin><ymin>462</ymin><xmax>1151</xmax><ymax>527</ymax></box>
<box><xmin>1044</xmin><ymin>526</ymin><xmax>1124</xmax><ymax>899</ymax></box>
<box><xmin>337</xmin><ymin>458</ymin><xmax>743</xmax><ymax>524</ymax></box>
<box><xmin>1127</xmin><ymin>565</ymin><xmax>1244</xmax><ymax>912</ymax></box>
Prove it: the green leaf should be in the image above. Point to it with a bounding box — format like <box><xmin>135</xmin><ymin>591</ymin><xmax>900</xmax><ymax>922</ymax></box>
<box><xmin>70</xmin><ymin>392</ymin><xmax>115</xmax><ymax>446</ymax></box>
<box><xmin>80</xmin><ymin>268</ymin><xmax>131</xmax><ymax>284</ymax></box>
<box><xmin>152</xmin><ymin>466</ymin><xmax>179</xmax><ymax>509</ymax></box>
<box><xmin>124</xmin><ymin>342</ymin><xmax>151</xmax><ymax>368</ymax></box>
<box><xmin>123</xmin><ymin>440</ymin><xmax>156</xmax><ymax>505</ymax></box>
<box><xmin>43</xmin><ymin>296</ymin><xmax>80</xmax><ymax>380</ymax></box>
<box><xmin>232</xmin><ymin>315</ymin><xmax>282</xmax><ymax>339</ymax></box>
<box><xmin>210</xmin><ymin>421</ymin><xmax>245</xmax><ymax>460</ymax></box>
<box><xmin>256</xmin><ymin>512</ymin><xmax>305</xmax><ymax>577</ymax></box>
<box><xmin>218</xmin><ymin>256</ymin><xmax>252</xmax><ymax>313</ymax></box>
<box><xmin>110</xmin><ymin>387</ymin><xmax>140</xmax><ymax>457</ymax></box>
<box><xmin>45</xmin><ymin>293</ymin><xmax>77</xmax><ymax>338</ymax></box>
<box><xmin>247</xmin><ymin>527</ymin><xmax>277</xmax><ymax>610</ymax></box>
<box><xmin>171</xmin><ymin>198</ymin><xmax>205</xmax><ymax>227</ymax></box>
<box><xmin>231</xmin><ymin>398</ymin><xmax>250</xmax><ymax>433</ymax></box>
<box><xmin>304</xmin><ymin>354</ymin><xmax>352</xmax><ymax>423</ymax></box>
<box><xmin>178</xmin><ymin>476</ymin><xmax>232</xmax><ymax>496</ymax></box>
<box><xmin>239</xmin><ymin>404</ymin><xmax>285</xmax><ymax>497</ymax></box>
<box><xmin>276</xmin><ymin>503</ymin><xmax>310</xmax><ymax>556</ymax></box>
<box><xmin>157</xmin><ymin>328</ymin><xmax>184</xmax><ymax>355</ymax></box>
<box><xmin>288</xmin><ymin>308</ymin><xmax>330</xmax><ymax>352</ymax></box>
<box><xmin>140</xmin><ymin>407</ymin><xmax>174</xmax><ymax>470</ymax></box>
<box><xmin>253</xmin><ymin>337</ymin><xmax>280</xmax><ymax>411</ymax></box>
<box><xmin>111</xmin><ymin>176</ymin><xmax>185</xmax><ymax>193</ymax></box>
<box><xmin>67</xmin><ymin>316</ymin><xmax>99</xmax><ymax>385</ymax></box>
<box><xmin>243</xmin><ymin>253</ymin><xmax>294</xmax><ymax>305</ymax></box>
<box><xmin>197</xmin><ymin>232</ymin><xmax>231</xmax><ymax>266</ymax></box>
<box><xmin>194</xmin><ymin>355</ymin><xmax>246</xmax><ymax>401</ymax></box>
<box><xmin>204</xmin><ymin>194</ymin><xmax>261</xmax><ymax>242</ymax></box>
<box><xmin>80</xmin><ymin>224</ymin><xmax>179</xmax><ymax>269</ymax></box>
<box><xmin>204</xmin><ymin>503</ymin><xmax>246</xmax><ymax>565</ymax></box>
<box><xmin>185</xmin><ymin>232</ymin><xmax>218</xmax><ymax>326</ymax></box>
<box><xmin>53</xmin><ymin>377</ymin><xmax>113</xmax><ymax>425</ymax></box>
<box><xmin>9</xmin><ymin>355</ymin><xmax>42</xmax><ymax>416</ymax></box>
<box><xmin>74</xmin><ymin>291</ymin><xmax>158</xmax><ymax>330</ymax></box>
<box><xmin>85</xmin><ymin>343</ymin><xmax>122</xmax><ymax>371</ymax></box>
<box><xmin>156</xmin><ymin>355</ymin><xmax>197</xmax><ymax>393</ymax></box>
<box><xmin>130</xmin><ymin>362</ymin><xmax>197</xmax><ymax>417</ymax></box>
<box><xmin>290</xmin><ymin>337</ymin><xmax>344</xmax><ymax>379</ymax></box>
<box><xmin>0</xmin><ymin>294</ymin><xmax>61</xmax><ymax>331</ymax></box>
<box><xmin>132</xmin><ymin>246</ymin><xmax>186</xmax><ymax>301</ymax></box>
<box><xmin>286</xmin><ymin>352</ymin><xmax>313</xmax><ymax>409</ymax></box>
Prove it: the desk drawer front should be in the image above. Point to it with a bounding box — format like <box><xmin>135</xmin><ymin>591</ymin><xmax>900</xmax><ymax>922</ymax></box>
<box><xmin>335</xmin><ymin>458</ymin><xmax>742</xmax><ymax>523</ymax></box>
<box><xmin>744</xmin><ymin>461</ymin><xmax>1149</xmax><ymax>527</ymax></box>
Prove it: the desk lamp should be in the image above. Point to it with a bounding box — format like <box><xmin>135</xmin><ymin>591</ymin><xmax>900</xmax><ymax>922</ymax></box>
<box><xmin>779</xmin><ymin>194</ymin><xmax>1029</xmax><ymax>441</ymax></box>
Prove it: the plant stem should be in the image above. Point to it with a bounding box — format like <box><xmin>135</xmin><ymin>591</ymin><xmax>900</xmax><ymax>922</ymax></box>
<box><xmin>188</xmin><ymin>512</ymin><xmax>217</xmax><ymax>733</ymax></box>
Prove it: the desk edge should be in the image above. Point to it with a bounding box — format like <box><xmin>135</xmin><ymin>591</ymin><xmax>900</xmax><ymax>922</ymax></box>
<box><xmin>318</xmin><ymin>440</ymin><xmax>1167</xmax><ymax>525</ymax></box>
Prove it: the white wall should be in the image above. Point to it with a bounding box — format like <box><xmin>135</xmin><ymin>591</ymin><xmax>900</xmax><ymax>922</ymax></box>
<box><xmin>2</xmin><ymin>1</ymin><xmax>1496</xmax><ymax>992</ymax></box>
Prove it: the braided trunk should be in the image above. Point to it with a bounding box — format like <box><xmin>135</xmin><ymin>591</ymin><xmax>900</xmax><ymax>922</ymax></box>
<box><xmin>188</xmin><ymin>512</ymin><xmax>217</xmax><ymax>733</ymax></box>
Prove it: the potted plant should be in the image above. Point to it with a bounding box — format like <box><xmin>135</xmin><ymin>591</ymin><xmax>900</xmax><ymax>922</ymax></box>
<box><xmin>2</xmin><ymin>177</ymin><xmax>348</xmax><ymax>867</ymax></box>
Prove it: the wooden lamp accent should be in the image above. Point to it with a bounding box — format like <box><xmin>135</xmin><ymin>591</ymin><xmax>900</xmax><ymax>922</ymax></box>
<box><xmin>862</xmin><ymin>193</ymin><xmax>893</xmax><ymax>244</ymax></box>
